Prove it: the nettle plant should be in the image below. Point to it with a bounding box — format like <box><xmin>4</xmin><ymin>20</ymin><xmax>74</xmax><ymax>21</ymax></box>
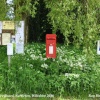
<box><xmin>1</xmin><ymin>43</ymin><xmax>100</xmax><ymax>96</ymax></box>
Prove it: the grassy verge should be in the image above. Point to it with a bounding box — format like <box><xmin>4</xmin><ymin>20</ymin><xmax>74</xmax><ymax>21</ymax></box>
<box><xmin>0</xmin><ymin>43</ymin><xmax>100</xmax><ymax>98</ymax></box>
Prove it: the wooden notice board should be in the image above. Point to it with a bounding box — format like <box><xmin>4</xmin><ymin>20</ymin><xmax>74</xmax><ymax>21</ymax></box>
<box><xmin>2</xmin><ymin>29</ymin><xmax>14</xmax><ymax>35</ymax></box>
<box><xmin>2</xmin><ymin>21</ymin><xmax>14</xmax><ymax>30</ymax></box>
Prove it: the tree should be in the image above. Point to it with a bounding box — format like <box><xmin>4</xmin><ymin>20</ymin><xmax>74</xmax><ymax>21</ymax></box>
<box><xmin>28</xmin><ymin>0</ymin><xmax>51</xmax><ymax>42</ymax></box>
<box><xmin>0</xmin><ymin>0</ymin><xmax>8</xmax><ymax>20</ymax></box>
<box><xmin>0</xmin><ymin>0</ymin><xmax>39</xmax><ymax>43</ymax></box>
<box><xmin>44</xmin><ymin>0</ymin><xmax>100</xmax><ymax>53</ymax></box>
<box><xmin>12</xmin><ymin>0</ymin><xmax>39</xmax><ymax>43</ymax></box>
<box><xmin>1</xmin><ymin>0</ymin><xmax>100</xmax><ymax>53</ymax></box>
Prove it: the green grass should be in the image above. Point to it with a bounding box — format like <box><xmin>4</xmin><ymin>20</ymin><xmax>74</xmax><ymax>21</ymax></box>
<box><xmin>0</xmin><ymin>43</ymin><xmax>100</xmax><ymax>99</ymax></box>
<box><xmin>0</xmin><ymin>46</ymin><xmax>7</xmax><ymax>63</ymax></box>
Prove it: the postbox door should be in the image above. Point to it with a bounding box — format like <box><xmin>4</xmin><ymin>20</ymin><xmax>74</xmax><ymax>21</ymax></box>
<box><xmin>46</xmin><ymin>34</ymin><xmax>56</xmax><ymax>58</ymax></box>
<box><xmin>46</xmin><ymin>43</ymin><xmax>56</xmax><ymax>58</ymax></box>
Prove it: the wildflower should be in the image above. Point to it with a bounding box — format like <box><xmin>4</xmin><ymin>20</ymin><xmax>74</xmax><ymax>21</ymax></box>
<box><xmin>53</xmin><ymin>59</ymin><xmax>55</xmax><ymax>61</ymax></box>
<box><xmin>41</xmin><ymin>63</ymin><xmax>48</xmax><ymax>69</ymax></box>
<box><xmin>65</xmin><ymin>73</ymin><xmax>80</xmax><ymax>78</ymax></box>
<box><xmin>65</xmin><ymin>73</ymin><xmax>69</xmax><ymax>77</ymax></box>
<box><xmin>30</xmin><ymin>54</ymin><xmax>35</xmax><ymax>60</ymax></box>
<box><xmin>43</xmin><ymin>58</ymin><xmax>47</xmax><ymax>61</ymax></box>
<box><xmin>19</xmin><ymin>67</ymin><xmax>22</xmax><ymax>70</ymax></box>
<box><xmin>37</xmin><ymin>71</ymin><xmax>40</xmax><ymax>73</ymax></box>
<box><xmin>73</xmin><ymin>74</ymin><xmax>80</xmax><ymax>78</ymax></box>
<box><xmin>29</xmin><ymin>64</ymin><xmax>33</xmax><ymax>68</ymax></box>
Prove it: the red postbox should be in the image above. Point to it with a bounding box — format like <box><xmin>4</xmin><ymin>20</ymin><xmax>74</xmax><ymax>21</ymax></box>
<box><xmin>46</xmin><ymin>34</ymin><xmax>56</xmax><ymax>58</ymax></box>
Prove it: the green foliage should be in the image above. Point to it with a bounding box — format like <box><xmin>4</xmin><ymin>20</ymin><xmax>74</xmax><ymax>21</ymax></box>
<box><xmin>0</xmin><ymin>0</ymin><xmax>100</xmax><ymax>98</ymax></box>
<box><xmin>0</xmin><ymin>43</ymin><xmax>100</xmax><ymax>97</ymax></box>
<box><xmin>13</xmin><ymin>0</ymin><xmax>39</xmax><ymax>20</ymax></box>
<box><xmin>44</xmin><ymin>0</ymin><xmax>100</xmax><ymax>52</ymax></box>
<box><xmin>0</xmin><ymin>46</ymin><xmax>7</xmax><ymax>63</ymax></box>
<box><xmin>0</xmin><ymin>0</ymin><xmax>8</xmax><ymax>20</ymax></box>
<box><xmin>0</xmin><ymin>0</ymin><xmax>38</xmax><ymax>20</ymax></box>
<box><xmin>1</xmin><ymin>0</ymin><xmax>100</xmax><ymax>53</ymax></box>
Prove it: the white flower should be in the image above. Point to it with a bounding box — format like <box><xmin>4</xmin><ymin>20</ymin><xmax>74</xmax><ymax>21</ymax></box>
<box><xmin>40</xmin><ymin>56</ymin><xmax>43</xmax><ymax>60</ymax></box>
<box><xmin>65</xmin><ymin>73</ymin><xmax>80</xmax><ymax>78</ymax></box>
<box><xmin>59</xmin><ymin>56</ymin><xmax>63</xmax><ymax>61</ymax></box>
<box><xmin>41</xmin><ymin>63</ymin><xmax>48</xmax><ymax>69</ymax></box>
<box><xmin>65</xmin><ymin>73</ymin><xmax>69</xmax><ymax>77</ymax></box>
<box><xmin>53</xmin><ymin>59</ymin><xmax>55</xmax><ymax>61</ymax></box>
<box><xmin>30</xmin><ymin>54</ymin><xmax>35</xmax><ymax>60</ymax></box>
<box><xmin>75</xmin><ymin>61</ymin><xmax>83</xmax><ymax>69</ymax></box>
<box><xmin>70</xmin><ymin>62</ymin><xmax>74</xmax><ymax>67</ymax></box>
<box><xmin>73</xmin><ymin>74</ymin><xmax>80</xmax><ymax>78</ymax></box>
<box><xmin>29</xmin><ymin>64</ymin><xmax>33</xmax><ymax>68</ymax></box>
<box><xmin>27</xmin><ymin>58</ymin><xmax>29</xmax><ymax>61</ymax></box>
<box><xmin>39</xmin><ymin>54</ymin><xmax>42</xmax><ymax>56</ymax></box>
<box><xmin>19</xmin><ymin>67</ymin><xmax>22</xmax><ymax>70</ymax></box>
<box><xmin>63</xmin><ymin>58</ymin><xmax>67</xmax><ymax>61</ymax></box>
<box><xmin>37</xmin><ymin>71</ymin><xmax>40</xmax><ymax>73</ymax></box>
<box><xmin>43</xmin><ymin>58</ymin><xmax>47</xmax><ymax>61</ymax></box>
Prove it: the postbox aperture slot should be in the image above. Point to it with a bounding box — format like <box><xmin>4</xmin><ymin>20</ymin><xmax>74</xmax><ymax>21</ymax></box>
<box><xmin>47</xmin><ymin>37</ymin><xmax>55</xmax><ymax>40</ymax></box>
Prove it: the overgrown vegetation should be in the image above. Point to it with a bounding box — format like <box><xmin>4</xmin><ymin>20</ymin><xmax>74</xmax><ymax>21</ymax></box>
<box><xmin>0</xmin><ymin>43</ymin><xmax>100</xmax><ymax>99</ymax></box>
<box><xmin>0</xmin><ymin>0</ymin><xmax>100</xmax><ymax>99</ymax></box>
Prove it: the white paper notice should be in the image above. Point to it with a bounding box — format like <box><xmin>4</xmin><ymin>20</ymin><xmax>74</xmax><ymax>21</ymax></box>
<box><xmin>0</xmin><ymin>21</ymin><xmax>2</xmax><ymax>33</ymax></box>
<box><xmin>16</xmin><ymin>43</ymin><xmax>24</xmax><ymax>54</ymax></box>
<box><xmin>97</xmin><ymin>40</ymin><xmax>100</xmax><ymax>55</ymax></box>
<box><xmin>2</xmin><ymin>33</ymin><xmax>11</xmax><ymax>45</ymax></box>
<box><xmin>15</xmin><ymin>33</ymin><xmax>23</xmax><ymax>43</ymax></box>
<box><xmin>7</xmin><ymin>43</ymin><xmax>13</xmax><ymax>55</ymax></box>
<box><xmin>15</xmin><ymin>21</ymin><xmax>24</xmax><ymax>44</ymax></box>
<box><xmin>49</xmin><ymin>45</ymin><xmax>53</xmax><ymax>54</ymax></box>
